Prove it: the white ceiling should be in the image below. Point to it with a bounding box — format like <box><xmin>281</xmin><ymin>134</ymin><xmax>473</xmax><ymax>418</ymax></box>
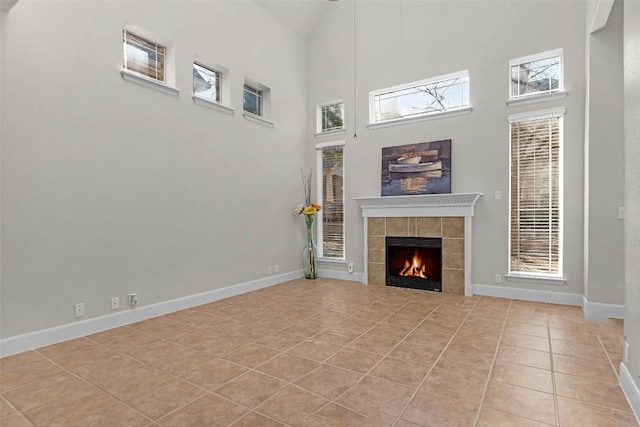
<box><xmin>255</xmin><ymin>0</ymin><xmax>331</xmax><ymax>41</ymax></box>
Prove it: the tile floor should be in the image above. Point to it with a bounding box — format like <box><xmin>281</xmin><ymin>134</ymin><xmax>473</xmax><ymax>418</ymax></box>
<box><xmin>0</xmin><ymin>278</ymin><xmax>638</xmax><ymax>427</ymax></box>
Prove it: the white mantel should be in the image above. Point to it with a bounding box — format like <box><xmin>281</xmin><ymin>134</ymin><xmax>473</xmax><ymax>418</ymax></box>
<box><xmin>353</xmin><ymin>192</ymin><xmax>482</xmax><ymax>218</ymax></box>
<box><xmin>354</xmin><ymin>193</ymin><xmax>483</xmax><ymax>296</ymax></box>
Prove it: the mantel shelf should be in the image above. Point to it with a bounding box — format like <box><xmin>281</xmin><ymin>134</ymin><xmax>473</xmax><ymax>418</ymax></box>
<box><xmin>354</xmin><ymin>193</ymin><xmax>483</xmax><ymax>218</ymax></box>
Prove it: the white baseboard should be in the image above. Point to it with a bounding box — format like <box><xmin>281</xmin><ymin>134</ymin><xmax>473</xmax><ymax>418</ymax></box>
<box><xmin>582</xmin><ymin>296</ymin><xmax>625</xmax><ymax>321</ymax></box>
<box><xmin>319</xmin><ymin>269</ymin><xmax>364</xmax><ymax>283</ymax></box>
<box><xmin>471</xmin><ymin>284</ymin><xmax>584</xmax><ymax>306</ymax></box>
<box><xmin>620</xmin><ymin>362</ymin><xmax>640</xmax><ymax>424</ymax></box>
<box><xmin>0</xmin><ymin>270</ymin><xmax>303</xmax><ymax>357</ymax></box>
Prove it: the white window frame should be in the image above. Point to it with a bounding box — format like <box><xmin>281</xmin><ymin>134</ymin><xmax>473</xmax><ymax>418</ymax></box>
<box><xmin>316</xmin><ymin>140</ymin><xmax>346</xmax><ymax>261</ymax></box>
<box><xmin>507</xmin><ymin>107</ymin><xmax>565</xmax><ymax>283</ymax></box>
<box><xmin>368</xmin><ymin>70</ymin><xmax>472</xmax><ymax>130</ymax></box>
<box><xmin>316</xmin><ymin>100</ymin><xmax>345</xmax><ymax>137</ymax></box>
<box><xmin>192</xmin><ymin>59</ymin><xmax>233</xmax><ymax>114</ymax></box>
<box><xmin>507</xmin><ymin>48</ymin><xmax>567</xmax><ymax>107</ymax></box>
<box><xmin>120</xmin><ymin>27</ymin><xmax>179</xmax><ymax>97</ymax></box>
<box><xmin>243</xmin><ymin>78</ymin><xmax>273</xmax><ymax>127</ymax></box>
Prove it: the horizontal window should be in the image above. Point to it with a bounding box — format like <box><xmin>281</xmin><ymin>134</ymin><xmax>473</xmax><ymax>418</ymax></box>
<box><xmin>370</xmin><ymin>71</ymin><xmax>469</xmax><ymax>124</ymax></box>
<box><xmin>510</xmin><ymin>49</ymin><xmax>563</xmax><ymax>100</ymax></box>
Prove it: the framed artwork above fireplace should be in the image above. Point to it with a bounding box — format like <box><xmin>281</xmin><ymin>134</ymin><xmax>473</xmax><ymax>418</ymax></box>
<box><xmin>381</xmin><ymin>139</ymin><xmax>451</xmax><ymax>196</ymax></box>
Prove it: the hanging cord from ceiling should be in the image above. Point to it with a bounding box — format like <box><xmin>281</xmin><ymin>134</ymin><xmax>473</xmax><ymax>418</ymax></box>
<box><xmin>353</xmin><ymin>0</ymin><xmax>357</xmax><ymax>138</ymax></box>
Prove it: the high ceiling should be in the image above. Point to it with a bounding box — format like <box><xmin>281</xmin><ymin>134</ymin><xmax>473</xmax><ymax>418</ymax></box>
<box><xmin>255</xmin><ymin>0</ymin><xmax>331</xmax><ymax>41</ymax></box>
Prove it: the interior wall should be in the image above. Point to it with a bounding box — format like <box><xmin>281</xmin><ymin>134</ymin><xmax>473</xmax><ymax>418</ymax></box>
<box><xmin>0</xmin><ymin>0</ymin><xmax>308</xmax><ymax>338</ymax></box>
<box><xmin>624</xmin><ymin>0</ymin><xmax>640</xmax><ymax>396</ymax></box>
<box><xmin>308</xmin><ymin>0</ymin><xmax>587</xmax><ymax>294</ymax></box>
<box><xmin>585</xmin><ymin>0</ymin><xmax>625</xmax><ymax>305</ymax></box>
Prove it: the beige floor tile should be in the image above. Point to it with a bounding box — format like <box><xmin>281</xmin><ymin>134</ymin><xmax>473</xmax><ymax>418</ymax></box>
<box><xmin>404</xmin><ymin>329</ymin><xmax>452</xmax><ymax>350</ymax></box>
<box><xmin>551</xmin><ymin>338</ymin><xmax>608</xmax><ymax>360</ymax></box>
<box><xmin>0</xmin><ymin>358</ymin><xmax>62</xmax><ymax>393</ymax></box>
<box><xmin>180</xmin><ymin>358</ymin><xmax>247</xmax><ymax>390</ymax></box>
<box><xmin>282</xmin><ymin>320</ymin><xmax>328</xmax><ymax>338</ymax></box>
<box><xmin>150</xmin><ymin>347</ymin><xmax>212</xmax><ymax>376</ymax></box>
<box><xmin>557</xmin><ymin>396</ymin><xmax>639</xmax><ymax>427</ymax></box>
<box><xmin>230</xmin><ymin>412</ymin><xmax>285</xmax><ymax>426</ymax></box>
<box><xmin>311</xmin><ymin>403</ymin><xmax>367</xmax><ymax>425</ymax></box>
<box><xmin>2</xmin><ymin>414</ymin><xmax>34</xmax><ymax>427</ymax></box>
<box><xmin>294</xmin><ymin>364</ymin><xmax>362</xmax><ymax>399</ymax></box>
<box><xmin>333</xmin><ymin>317</ymin><xmax>378</xmax><ymax>333</ymax></box>
<box><xmin>24</xmin><ymin>388</ymin><xmax>149</xmax><ymax>427</ymax></box>
<box><xmin>325</xmin><ymin>347</ymin><xmax>383</xmax><ymax>374</ymax></box>
<box><xmin>502</xmin><ymin>332</ymin><xmax>550</xmax><ymax>352</ymax></box>
<box><xmin>401</xmin><ymin>390</ymin><xmax>479</xmax><ymax>427</ymax></box>
<box><xmin>368</xmin><ymin>323</ymin><xmax>414</xmax><ymax>341</ymax></box>
<box><xmin>287</xmin><ymin>339</ymin><xmax>343</xmax><ymax>362</ymax></box>
<box><xmin>388</xmin><ymin>342</ymin><xmax>442</xmax><ymax>365</ymax></box>
<box><xmin>370</xmin><ymin>357</ymin><xmax>432</xmax><ymax>388</ymax></box>
<box><xmin>49</xmin><ymin>343</ymin><xmax>118</xmax><ymax>371</ymax></box>
<box><xmin>504</xmin><ymin>321</ymin><xmax>549</xmax><ymax>338</ymax></box>
<box><xmin>421</xmin><ymin>366</ymin><xmax>488</xmax><ymax>404</ymax></box>
<box><xmin>447</xmin><ymin>335</ymin><xmax>498</xmax><ymax>359</ymax></box>
<box><xmin>337</xmin><ymin>375</ymin><xmax>414</xmax><ymax>417</ymax></box>
<box><xmin>0</xmin><ymin>352</ymin><xmax>45</xmax><ymax>373</ymax></box>
<box><xmin>477</xmin><ymin>407</ymin><xmax>552</xmax><ymax>426</ymax></box>
<box><xmin>497</xmin><ymin>344</ymin><xmax>551</xmax><ymax>370</ymax></box>
<box><xmin>215</xmin><ymin>370</ymin><xmax>286</xmax><ymax>408</ymax></box>
<box><xmin>253</xmin><ymin>331</ymin><xmax>307</xmax><ymax>351</ymax></box>
<box><xmin>256</xmin><ymin>385</ymin><xmax>329</xmax><ymax>425</ymax></box>
<box><xmin>256</xmin><ymin>352</ymin><xmax>320</xmax><ymax>382</ymax></box>
<box><xmin>549</xmin><ymin>326</ymin><xmax>599</xmax><ymax>345</ymax></box>
<box><xmin>313</xmin><ymin>327</ymin><xmax>363</xmax><ymax>346</ymax></box>
<box><xmin>348</xmin><ymin>333</ymin><xmax>401</xmax><ymax>355</ymax></box>
<box><xmin>555</xmin><ymin>372</ymin><xmax>633</xmax><ymax>413</ymax></box>
<box><xmin>3</xmin><ymin>372</ymin><xmax>95</xmax><ymax>412</ymax></box>
<box><xmin>491</xmin><ymin>361</ymin><xmax>553</xmax><ymax>393</ymax></box>
<box><xmin>483</xmin><ymin>381</ymin><xmax>556</xmax><ymax>425</ymax></box>
<box><xmin>157</xmin><ymin>394</ymin><xmax>247</xmax><ymax>427</ymax></box>
<box><xmin>127</xmin><ymin>376</ymin><xmax>205</xmax><ymax>420</ymax></box>
<box><xmin>0</xmin><ymin>396</ymin><xmax>17</xmax><ymax>420</ymax></box>
<box><xmin>221</xmin><ymin>343</ymin><xmax>281</xmax><ymax>368</ymax></box>
<box><xmin>552</xmin><ymin>353</ymin><xmax>618</xmax><ymax>384</ymax></box>
<box><xmin>37</xmin><ymin>337</ymin><xmax>96</xmax><ymax>358</ymax></box>
<box><xmin>436</xmin><ymin>349</ymin><xmax>493</xmax><ymax>377</ymax></box>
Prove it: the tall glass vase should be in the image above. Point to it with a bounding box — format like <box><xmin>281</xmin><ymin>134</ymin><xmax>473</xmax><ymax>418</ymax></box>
<box><xmin>302</xmin><ymin>219</ymin><xmax>318</xmax><ymax>279</ymax></box>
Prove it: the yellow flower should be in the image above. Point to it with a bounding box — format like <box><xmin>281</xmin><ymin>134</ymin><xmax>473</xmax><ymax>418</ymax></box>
<box><xmin>303</xmin><ymin>206</ymin><xmax>317</xmax><ymax>215</ymax></box>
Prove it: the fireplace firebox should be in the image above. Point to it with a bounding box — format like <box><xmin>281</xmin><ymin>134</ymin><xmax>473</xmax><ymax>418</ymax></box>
<box><xmin>386</xmin><ymin>236</ymin><xmax>442</xmax><ymax>292</ymax></box>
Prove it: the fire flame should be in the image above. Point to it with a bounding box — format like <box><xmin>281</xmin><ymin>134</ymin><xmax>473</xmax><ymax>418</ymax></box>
<box><xmin>398</xmin><ymin>251</ymin><xmax>430</xmax><ymax>279</ymax></box>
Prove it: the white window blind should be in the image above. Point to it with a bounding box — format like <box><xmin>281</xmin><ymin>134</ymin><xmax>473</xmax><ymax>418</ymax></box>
<box><xmin>123</xmin><ymin>30</ymin><xmax>165</xmax><ymax>82</ymax></box>
<box><xmin>509</xmin><ymin>113</ymin><xmax>562</xmax><ymax>276</ymax></box>
<box><xmin>317</xmin><ymin>143</ymin><xmax>345</xmax><ymax>259</ymax></box>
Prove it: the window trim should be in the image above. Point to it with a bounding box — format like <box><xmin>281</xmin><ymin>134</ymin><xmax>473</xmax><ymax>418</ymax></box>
<box><xmin>243</xmin><ymin>78</ymin><xmax>272</xmax><ymax>126</ymax></box>
<box><xmin>368</xmin><ymin>69</ymin><xmax>470</xmax><ymax>126</ymax></box>
<box><xmin>316</xmin><ymin>140</ymin><xmax>346</xmax><ymax>261</ymax></box>
<box><xmin>508</xmin><ymin>107</ymin><xmax>565</xmax><ymax>281</ymax></box>
<box><xmin>192</xmin><ymin>59</ymin><xmax>233</xmax><ymax>114</ymax></box>
<box><xmin>509</xmin><ymin>48</ymin><xmax>564</xmax><ymax>102</ymax></box>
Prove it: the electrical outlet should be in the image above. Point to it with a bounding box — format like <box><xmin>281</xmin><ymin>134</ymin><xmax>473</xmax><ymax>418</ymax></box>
<box><xmin>128</xmin><ymin>293</ymin><xmax>138</xmax><ymax>307</ymax></box>
<box><xmin>494</xmin><ymin>190</ymin><xmax>502</xmax><ymax>200</ymax></box>
<box><xmin>495</xmin><ymin>274</ymin><xmax>502</xmax><ymax>284</ymax></box>
<box><xmin>74</xmin><ymin>303</ymin><xmax>85</xmax><ymax>318</ymax></box>
<box><xmin>348</xmin><ymin>262</ymin><xmax>354</xmax><ymax>273</ymax></box>
<box><xmin>275</xmin><ymin>264</ymin><xmax>279</xmax><ymax>273</ymax></box>
<box><xmin>110</xmin><ymin>297</ymin><xmax>119</xmax><ymax>311</ymax></box>
<box><xmin>268</xmin><ymin>266</ymin><xmax>273</xmax><ymax>275</ymax></box>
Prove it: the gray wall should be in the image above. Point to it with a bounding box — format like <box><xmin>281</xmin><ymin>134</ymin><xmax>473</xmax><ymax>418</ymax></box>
<box><xmin>624</xmin><ymin>0</ymin><xmax>640</xmax><ymax>396</ymax></box>
<box><xmin>0</xmin><ymin>0</ymin><xmax>308</xmax><ymax>338</ymax></box>
<box><xmin>308</xmin><ymin>0</ymin><xmax>588</xmax><ymax>295</ymax></box>
<box><xmin>585</xmin><ymin>0</ymin><xmax>625</xmax><ymax>305</ymax></box>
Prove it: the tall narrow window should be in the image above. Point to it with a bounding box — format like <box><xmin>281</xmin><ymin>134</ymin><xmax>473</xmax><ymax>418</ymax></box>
<box><xmin>316</xmin><ymin>142</ymin><xmax>345</xmax><ymax>259</ymax></box>
<box><xmin>243</xmin><ymin>85</ymin><xmax>262</xmax><ymax>116</ymax></box>
<box><xmin>509</xmin><ymin>111</ymin><xmax>563</xmax><ymax>277</ymax></box>
<box><xmin>193</xmin><ymin>63</ymin><xmax>221</xmax><ymax>103</ymax></box>
<box><xmin>123</xmin><ymin>30</ymin><xmax>165</xmax><ymax>82</ymax></box>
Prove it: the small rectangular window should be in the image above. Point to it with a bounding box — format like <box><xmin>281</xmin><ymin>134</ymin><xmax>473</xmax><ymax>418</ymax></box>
<box><xmin>193</xmin><ymin>63</ymin><xmax>221</xmax><ymax>103</ymax></box>
<box><xmin>370</xmin><ymin>71</ymin><xmax>469</xmax><ymax>124</ymax></box>
<box><xmin>123</xmin><ymin>30</ymin><xmax>165</xmax><ymax>82</ymax></box>
<box><xmin>510</xmin><ymin>50</ymin><xmax>562</xmax><ymax>100</ymax></box>
<box><xmin>316</xmin><ymin>142</ymin><xmax>345</xmax><ymax>259</ymax></box>
<box><xmin>509</xmin><ymin>112</ymin><xmax>563</xmax><ymax>277</ymax></box>
<box><xmin>320</xmin><ymin>102</ymin><xmax>344</xmax><ymax>133</ymax></box>
<box><xmin>243</xmin><ymin>85</ymin><xmax>262</xmax><ymax>117</ymax></box>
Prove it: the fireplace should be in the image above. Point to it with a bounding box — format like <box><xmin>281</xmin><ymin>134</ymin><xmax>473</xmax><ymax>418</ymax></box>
<box><xmin>386</xmin><ymin>236</ymin><xmax>442</xmax><ymax>292</ymax></box>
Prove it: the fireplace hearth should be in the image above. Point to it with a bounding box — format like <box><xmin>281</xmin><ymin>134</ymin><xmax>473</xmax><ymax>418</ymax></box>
<box><xmin>386</xmin><ymin>236</ymin><xmax>442</xmax><ymax>292</ymax></box>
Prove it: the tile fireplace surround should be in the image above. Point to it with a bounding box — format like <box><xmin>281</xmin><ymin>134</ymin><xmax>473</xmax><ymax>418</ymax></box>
<box><xmin>354</xmin><ymin>193</ymin><xmax>483</xmax><ymax>296</ymax></box>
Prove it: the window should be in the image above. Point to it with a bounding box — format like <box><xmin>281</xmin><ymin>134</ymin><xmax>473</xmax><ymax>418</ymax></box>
<box><xmin>316</xmin><ymin>142</ymin><xmax>345</xmax><ymax>259</ymax></box>
<box><xmin>243</xmin><ymin>84</ymin><xmax>262</xmax><ymax>116</ymax></box>
<box><xmin>510</xmin><ymin>49</ymin><xmax>562</xmax><ymax>100</ymax></box>
<box><xmin>123</xmin><ymin>30</ymin><xmax>165</xmax><ymax>82</ymax></box>
<box><xmin>319</xmin><ymin>102</ymin><xmax>344</xmax><ymax>133</ymax></box>
<box><xmin>509</xmin><ymin>109</ymin><xmax>563</xmax><ymax>277</ymax></box>
<box><xmin>370</xmin><ymin>71</ymin><xmax>469</xmax><ymax>124</ymax></box>
<box><xmin>193</xmin><ymin>63</ymin><xmax>221</xmax><ymax>103</ymax></box>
